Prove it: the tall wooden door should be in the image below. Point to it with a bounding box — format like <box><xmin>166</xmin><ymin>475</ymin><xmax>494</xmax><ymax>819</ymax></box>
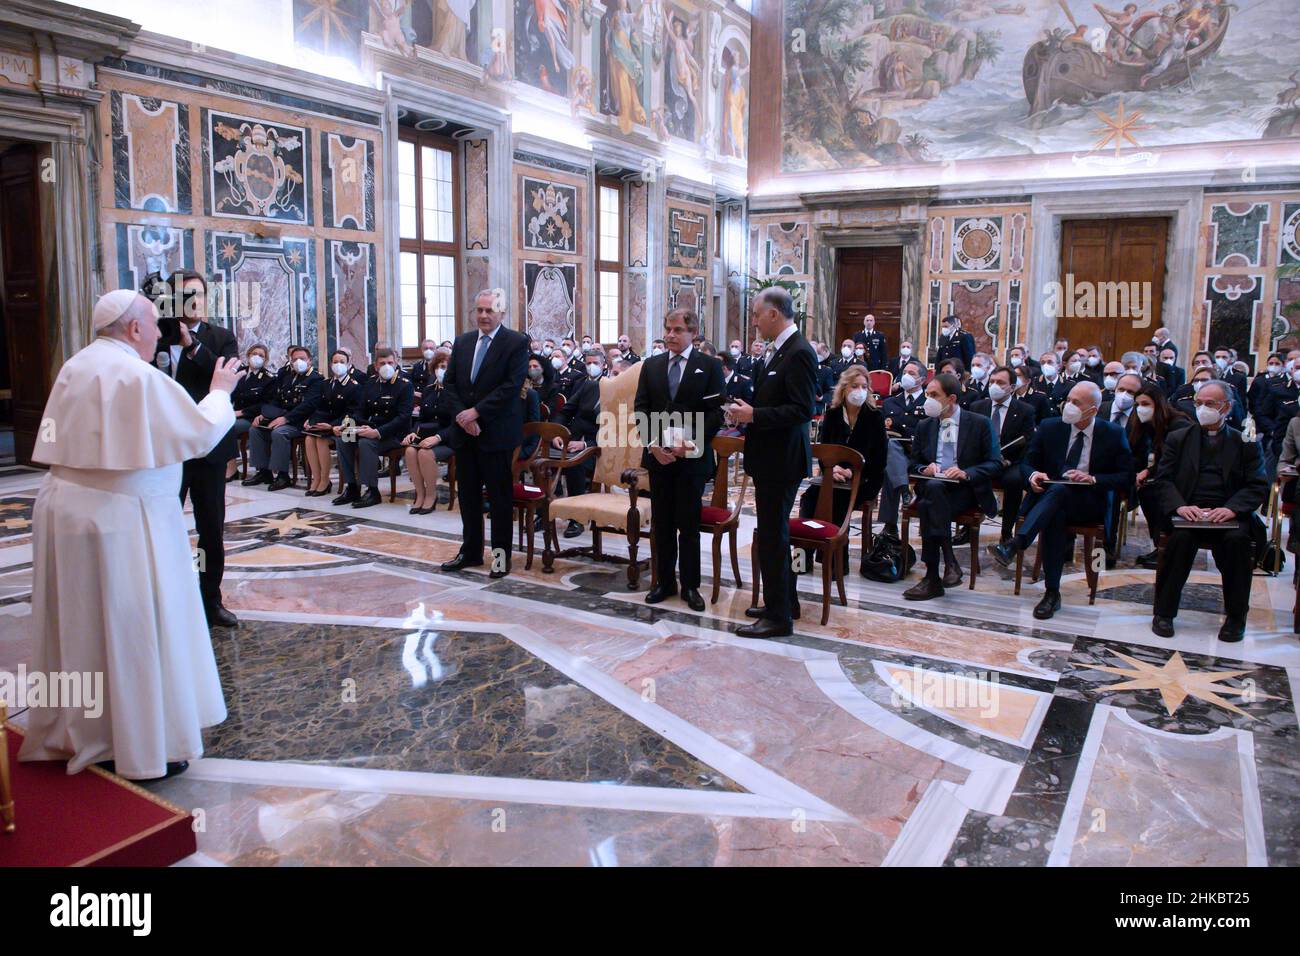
<box><xmin>1059</xmin><ymin>218</ymin><xmax>1168</xmax><ymax>358</ymax></box>
<box><xmin>0</xmin><ymin>144</ymin><xmax>52</xmax><ymax>465</ymax></box>
<box><xmin>835</xmin><ymin>246</ymin><xmax>902</xmax><ymax>351</ymax></box>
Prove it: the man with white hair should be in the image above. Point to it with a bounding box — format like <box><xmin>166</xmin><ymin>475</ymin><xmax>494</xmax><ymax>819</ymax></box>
<box><xmin>18</xmin><ymin>290</ymin><xmax>243</xmax><ymax>780</ymax></box>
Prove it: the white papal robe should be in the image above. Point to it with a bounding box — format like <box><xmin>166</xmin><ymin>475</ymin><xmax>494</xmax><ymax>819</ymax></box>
<box><xmin>19</xmin><ymin>335</ymin><xmax>234</xmax><ymax>779</ymax></box>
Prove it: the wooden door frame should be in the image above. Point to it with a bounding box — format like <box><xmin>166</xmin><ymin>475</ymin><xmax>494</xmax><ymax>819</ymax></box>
<box><xmin>812</xmin><ymin>223</ymin><xmax>926</xmax><ymax>349</ymax></box>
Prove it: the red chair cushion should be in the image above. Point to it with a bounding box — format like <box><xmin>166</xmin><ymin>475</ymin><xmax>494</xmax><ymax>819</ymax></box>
<box><xmin>700</xmin><ymin>506</ymin><xmax>732</xmax><ymax>525</ymax></box>
<box><xmin>1283</xmin><ymin>502</ymin><xmax>1294</xmax><ymax>517</ymax></box>
<box><xmin>789</xmin><ymin>518</ymin><xmax>839</xmax><ymax>540</ymax></box>
<box><xmin>513</xmin><ymin>482</ymin><xmax>545</xmax><ymax>501</ymax></box>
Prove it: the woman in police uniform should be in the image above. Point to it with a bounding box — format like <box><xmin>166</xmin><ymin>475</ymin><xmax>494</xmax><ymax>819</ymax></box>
<box><xmin>403</xmin><ymin>350</ymin><xmax>455</xmax><ymax>514</ymax></box>
<box><xmin>226</xmin><ymin>343</ymin><xmax>274</xmax><ymax>481</ymax></box>
<box><xmin>302</xmin><ymin>349</ymin><xmax>362</xmax><ymax>497</ymax></box>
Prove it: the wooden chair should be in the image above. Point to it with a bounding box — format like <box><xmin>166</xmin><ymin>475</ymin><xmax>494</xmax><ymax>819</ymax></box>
<box><xmin>900</xmin><ymin>476</ymin><xmax>984</xmax><ymax>589</ymax></box>
<box><xmin>289</xmin><ymin>435</ymin><xmax>313</xmax><ymax>488</ymax></box>
<box><xmin>238</xmin><ymin>432</ymin><xmax>249</xmax><ymax>479</ymax></box>
<box><xmin>544</xmin><ymin>363</ymin><xmax>655</xmax><ymax>589</ymax></box>
<box><xmin>508</xmin><ymin>422</ymin><xmax>569</xmax><ymax>570</ymax></box>
<box><xmin>868</xmin><ymin>369</ymin><xmax>894</xmax><ymax>398</ymax></box>
<box><xmin>1014</xmin><ymin>519</ymin><xmax>1106</xmax><ymax>605</ymax></box>
<box><xmin>701</xmin><ymin>435</ymin><xmax>749</xmax><ymax>604</ymax></box>
<box><xmin>752</xmin><ymin>443</ymin><xmax>864</xmax><ymax>625</ymax></box>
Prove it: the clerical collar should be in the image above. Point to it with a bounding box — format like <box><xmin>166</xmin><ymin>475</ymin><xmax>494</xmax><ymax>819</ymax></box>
<box><xmin>99</xmin><ymin>335</ymin><xmax>140</xmax><ymax>360</ymax></box>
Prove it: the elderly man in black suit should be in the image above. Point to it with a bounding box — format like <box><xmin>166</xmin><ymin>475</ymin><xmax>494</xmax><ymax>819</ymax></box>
<box><xmin>150</xmin><ymin>269</ymin><xmax>240</xmax><ymax>628</ymax></box>
<box><xmin>992</xmin><ymin>380</ymin><xmax>1134</xmax><ymax>619</ymax></box>
<box><xmin>1148</xmin><ymin>381</ymin><xmax>1268</xmax><ymax>642</ymax></box>
<box><xmin>440</xmin><ymin>289</ymin><xmax>530</xmax><ymax>579</ymax></box>
<box><xmin>635</xmin><ymin>308</ymin><xmax>725</xmax><ymax>612</ymax></box>
<box><xmin>971</xmin><ymin>364</ymin><xmax>1037</xmax><ymax>548</ymax></box>
<box><xmin>902</xmin><ymin>373</ymin><xmax>1001</xmax><ymax>601</ymax></box>
<box><xmin>726</xmin><ymin>287</ymin><xmax>817</xmax><ymax>638</ymax></box>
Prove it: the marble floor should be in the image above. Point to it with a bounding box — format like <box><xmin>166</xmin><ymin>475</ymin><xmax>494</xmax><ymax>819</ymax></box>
<box><xmin>1</xmin><ymin>465</ymin><xmax>1297</xmax><ymax>867</ymax></box>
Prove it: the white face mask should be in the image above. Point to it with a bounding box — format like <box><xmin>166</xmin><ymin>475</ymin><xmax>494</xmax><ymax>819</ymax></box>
<box><xmin>529</xmin><ymin>367</ymin><xmax>543</xmax><ymax>381</ymax></box>
<box><xmin>423</xmin><ymin>349</ymin><xmax>435</xmax><ymax>361</ymax></box>
<box><xmin>1193</xmin><ymin>379</ymin><xmax>1206</xmax><ymax>393</ymax></box>
<box><xmin>1196</xmin><ymin>404</ymin><xmax>1223</xmax><ymax>427</ymax></box>
<box><xmin>1268</xmin><ymin>364</ymin><xmax>1283</xmax><ymax>375</ymax></box>
<box><xmin>1068</xmin><ymin>360</ymin><xmax>1082</xmax><ymax>374</ymax></box>
<box><xmin>988</xmin><ymin>383</ymin><xmax>1009</xmax><ymax>402</ymax></box>
<box><xmin>249</xmin><ymin>355</ymin><xmax>265</xmax><ymax>370</ymax></box>
<box><xmin>1215</xmin><ymin>357</ymin><xmax>1228</xmax><ymax>370</ymax></box>
<box><xmin>563</xmin><ymin>346</ymin><xmax>573</xmax><ymax>357</ymax></box>
<box><xmin>841</xmin><ymin>347</ymin><xmax>853</xmax><ymax>359</ymax></box>
<box><xmin>332</xmin><ymin>362</ymin><xmax>348</xmax><ymax>378</ymax></box>
<box><xmin>1290</xmin><ymin>369</ymin><xmax>1300</xmax><ymax>383</ymax></box>
<box><xmin>1087</xmin><ymin>356</ymin><xmax>1100</xmax><ymax>367</ymax></box>
<box><xmin>900</xmin><ymin>347</ymin><xmax>911</xmax><ymax>358</ymax></box>
<box><xmin>854</xmin><ymin>349</ymin><xmax>865</xmax><ymax>358</ymax></box>
<box><xmin>923</xmin><ymin>396</ymin><xmax>945</xmax><ymax>418</ymax></box>
<box><xmin>378</xmin><ymin>364</ymin><xmax>396</xmax><ymax>381</ymax></box>
<box><xmin>652</xmin><ymin>347</ymin><xmax>665</xmax><ymax>356</ymax></box>
<box><xmin>1041</xmin><ymin>364</ymin><xmax>1058</xmax><ymax>379</ymax></box>
<box><xmin>1103</xmin><ymin>375</ymin><xmax>1118</xmax><ymax>391</ymax></box>
<box><xmin>293</xmin><ymin>358</ymin><xmax>309</xmax><ymax>374</ymax></box>
<box><xmin>971</xmin><ymin>365</ymin><xmax>987</xmax><ymax>381</ymax></box>
<box><xmin>587</xmin><ymin>363</ymin><xmax>602</xmax><ymax>378</ymax></box>
<box><xmin>943</xmin><ymin>326</ymin><xmax>956</xmax><ymax>337</ymax></box>
<box><xmin>1162</xmin><ymin>357</ymin><xmax>1175</xmax><ymax>366</ymax></box>
<box><xmin>900</xmin><ymin>373</ymin><xmax>918</xmax><ymax>392</ymax></box>
<box><xmin>1114</xmin><ymin>391</ymin><xmax>1135</xmax><ymax>411</ymax></box>
<box><xmin>552</xmin><ymin>357</ymin><xmax>566</xmax><ymax>370</ymax></box>
<box><xmin>1136</xmin><ymin>404</ymin><xmax>1155</xmax><ymax>423</ymax></box>
<box><xmin>1009</xmin><ymin>356</ymin><xmax>1023</xmax><ymax>367</ymax></box>
<box><xmin>730</xmin><ymin>347</ymin><xmax>741</xmax><ymax>358</ymax></box>
<box><xmin>846</xmin><ymin>388</ymin><xmax>868</xmax><ymax>407</ymax></box>
<box><xmin>435</xmin><ymin>368</ymin><xmax>446</xmax><ymax>383</ymax></box>
<box><xmin>1061</xmin><ymin>402</ymin><xmax>1085</xmax><ymax>425</ymax></box>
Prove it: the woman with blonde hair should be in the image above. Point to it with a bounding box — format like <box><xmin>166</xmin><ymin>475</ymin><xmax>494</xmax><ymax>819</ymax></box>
<box><xmin>301</xmin><ymin>349</ymin><xmax>361</xmax><ymax>497</ymax></box>
<box><xmin>403</xmin><ymin>350</ymin><xmax>454</xmax><ymax>514</ymax></box>
<box><xmin>797</xmin><ymin>364</ymin><xmax>886</xmax><ymax>573</ymax></box>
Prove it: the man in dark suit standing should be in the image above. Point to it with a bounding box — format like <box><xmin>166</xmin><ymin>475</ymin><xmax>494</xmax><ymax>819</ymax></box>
<box><xmin>726</xmin><ymin>288</ymin><xmax>816</xmax><ymax>638</ymax></box>
<box><xmin>902</xmin><ymin>373</ymin><xmax>1001</xmax><ymax>600</ymax></box>
<box><xmin>992</xmin><ymin>381</ymin><xmax>1133</xmax><ymax>619</ymax></box>
<box><xmin>440</xmin><ymin>289</ymin><xmax>529</xmax><ymax>579</ymax></box>
<box><xmin>151</xmin><ymin>269</ymin><xmax>240</xmax><ymax>628</ymax></box>
<box><xmin>933</xmin><ymin>314</ymin><xmax>975</xmax><ymax>370</ymax></box>
<box><xmin>971</xmin><ymin>365</ymin><xmax>1037</xmax><ymax>548</ymax></box>
<box><xmin>636</xmin><ymin>309</ymin><xmax>724</xmax><ymax>612</ymax></box>
<box><xmin>1147</xmin><ymin>381</ymin><xmax>1267</xmax><ymax>642</ymax></box>
<box><xmin>852</xmin><ymin>313</ymin><xmax>889</xmax><ymax>371</ymax></box>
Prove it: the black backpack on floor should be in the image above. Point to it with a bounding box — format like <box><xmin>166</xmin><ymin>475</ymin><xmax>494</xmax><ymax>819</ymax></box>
<box><xmin>861</xmin><ymin>531</ymin><xmax>915</xmax><ymax>583</ymax></box>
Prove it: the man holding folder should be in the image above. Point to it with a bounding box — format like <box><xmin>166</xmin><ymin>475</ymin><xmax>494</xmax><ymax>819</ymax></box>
<box><xmin>635</xmin><ymin>308</ymin><xmax>725</xmax><ymax>611</ymax></box>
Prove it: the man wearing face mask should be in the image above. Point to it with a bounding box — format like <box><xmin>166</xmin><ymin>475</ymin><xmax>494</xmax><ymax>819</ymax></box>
<box><xmin>410</xmin><ymin>338</ymin><xmax>439</xmax><ymax>398</ymax></box>
<box><xmin>738</xmin><ymin>338</ymin><xmax>764</xmax><ymax>378</ymax></box>
<box><xmin>245</xmin><ymin>346</ymin><xmax>324</xmax><ymax>493</ymax></box>
<box><xmin>852</xmin><ymin>313</ymin><xmax>889</xmax><ymax>371</ymax></box>
<box><xmin>933</xmin><ymin>314</ymin><xmax>975</xmax><ymax>370</ymax></box>
<box><xmin>1100</xmin><ymin>371</ymin><xmax>1144</xmax><ymax>563</ymax></box>
<box><xmin>1148</xmin><ymin>381</ymin><xmax>1267</xmax><ymax>642</ymax></box>
<box><xmin>1082</xmin><ymin>346</ymin><xmax>1105</xmax><ymax>385</ymax></box>
<box><xmin>901</xmin><ymin>373</ymin><xmax>1000</xmax><ymax>599</ymax></box>
<box><xmin>1157</xmin><ymin>345</ymin><xmax>1184</xmax><ymax>395</ymax></box>
<box><xmin>813</xmin><ymin>343</ymin><xmax>835</xmax><ymax>415</ymax></box>
<box><xmin>550</xmin><ymin>347</ymin><xmax>581</xmax><ymax>398</ymax></box>
<box><xmin>1014</xmin><ymin>363</ymin><xmax>1050</xmax><ymax>422</ymax></box>
<box><xmin>967</xmin><ymin>353</ymin><xmax>993</xmax><ymax>402</ymax></box>
<box><xmin>972</xmin><ymin>365</ymin><xmax>1037</xmax><ymax>549</ymax></box>
<box><xmin>830</xmin><ymin>338</ymin><xmax>857</xmax><ymax>385</ymax></box>
<box><xmin>888</xmin><ymin>340</ymin><xmax>914</xmax><ymax>382</ymax></box>
<box><xmin>331</xmin><ymin>347</ymin><xmax>415</xmax><ymax>508</ymax></box>
<box><xmin>1176</xmin><ymin>370</ymin><xmax>1244</xmax><ymax>431</ymax></box>
<box><xmin>1213</xmin><ymin>348</ymin><xmax>1247</xmax><ymax>401</ymax></box>
<box><xmin>720</xmin><ymin>351</ymin><xmax>754</xmax><ymax>405</ymax></box>
<box><xmin>1099</xmin><ymin>360</ymin><xmax>1126</xmax><ymax>406</ymax></box>
<box><xmin>991</xmin><ymin>381</ymin><xmax>1133</xmax><ymax>619</ymax></box>
<box><xmin>1033</xmin><ymin>351</ymin><xmax>1064</xmax><ymax>415</ymax></box>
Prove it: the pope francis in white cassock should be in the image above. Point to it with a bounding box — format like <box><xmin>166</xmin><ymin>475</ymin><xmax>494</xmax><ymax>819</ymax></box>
<box><xmin>18</xmin><ymin>289</ymin><xmax>244</xmax><ymax>780</ymax></box>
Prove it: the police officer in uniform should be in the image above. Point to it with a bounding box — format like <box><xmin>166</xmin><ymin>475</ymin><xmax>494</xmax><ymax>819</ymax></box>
<box><xmin>244</xmin><ymin>345</ymin><xmax>324</xmax><ymax>491</ymax></box>
<box><xmin>933</xmin><ymin>314</ymin><xmax>975</xmax><ymax>369</ymax></box>
<box><xmin>852</xmin><ymin>313</ymin><xmax>889</xmax><ymax>371</ymax></box>
<box><xmin>301</xmin><ymin>350</ymin><xmax>363</xmax><ymax>498</ymax></box>
<box><xmin>333</xmin><ymin>346</ymin><xmax>415</xmax><ymax>508</ymax></box>
<box><xmin>721</xmin><ymin>351</ymin><xmax>754</xmax><ymax>404</ymax></box>
<box><xmin>409</xmin><ymin>338</ymin><xmax>439</xmax><ymax>398</ymax></box>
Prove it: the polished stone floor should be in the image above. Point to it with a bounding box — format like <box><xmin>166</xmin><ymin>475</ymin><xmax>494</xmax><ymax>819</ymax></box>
<box><xmin>1</xmin><ymin>465</ymin><xmax>1296</xmax><ymax>866</ymax></box>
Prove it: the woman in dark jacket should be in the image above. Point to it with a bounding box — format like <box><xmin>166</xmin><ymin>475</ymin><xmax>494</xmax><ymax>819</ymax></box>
<box><xmin>302</xmin><ymin>349</ymin><xmax>362</xmax><ymax>497</ymax></box>
<box><xmin>520</xmin><ymin>357</ymin><xmax>543</xmax><ymax>459</ymax></box>
<box><xmin>402</xmin><ymin>351</ymin><xmax>455</xmax><ymax>514</ymax></box>
<box><xmin>227</xmin><ymin>343</ymin><xmax>275</xmax><ymax>480</ymax></box>
<box><xmin>1130</xmin><ymin>381</ymin><xmax>1193</xmax><ymax>567</ymax></box>
<box><xmin>798</xmin><ymin>365</ymin><xmax>886</xmax><ymax>569</ymax></box>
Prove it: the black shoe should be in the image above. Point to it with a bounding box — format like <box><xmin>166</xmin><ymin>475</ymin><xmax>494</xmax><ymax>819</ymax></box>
<box><xmin>1105</xmin><ymin>552</ymin><xmax>1119</xmax><ymax>571</ymax></box>
<box><xmin>489</xmin><ymin>561</ymin><xmax>511</xmax><ymax>580</ymax></box>
<box><xmin>242</xmin><ymin>469</ymin><xmax>271</xmax><ymax>486</ymax></box>
<box><xmin>952</xmin><ymin>526</ymin><xmax>971</xmax><ymax>546</ymax></box>
<box><xmin>441</xmin><ymin>552</ymin><xmax>484</xmax><ymax>572</ymax></box>
<box><xmin>563</xmin><ymin>519</ymin><xmax>584</xmax><ymax>539</ymax></box>
<box><xmin>1136</xmin><ymin>550</ymin><xmax>1160</xmax><ymax>570</ymax></box>
<box><xmin>164</xmin><ymin>761</ymin><xmax>189</xmax><ymax>779</ymax></box>
<box><xmin>205</xmin><ymin>604</ymin><xmax>239</xmax><ymax>628</ymax></box>
<box><xmin>1151</xmin><ymin>615</ymin><xmax>1175</xmax><ymax>638</ymax></box>
<box><xmin>1218</xmin><ymin>616</ymin><xmax>1246</xmax><ymax>643</ymax></box>
<box><xmin>226</xmin><ymin>472</ymin><xmax>241</xmax><ymax>483</ymax></box>
<box><xmin>941</xmin><ymin>564</ymin><xmax>963</xmax><ymax>588</ymax></box>
<box><xmin>1033</xmin><ymin>590</ymin><xmax>1061</xmax><ymax>620</ymax></box>
<box><xmin>306</xmin><ymin>482</ymin><xmax>332</xmax><ymax>498</ymax></box>
<box><xmin>990</xmin><ymin>539</ymin><xmax>1020</xmax><ymax>569</ymax></box>
<box><xmin>332</xmin><ymin>484</ymin><xmax>360</xmax><ymax>506</ymax></box>
<box><xmin>645</xmin><ymin>584</ymin><xmax>678</xmax><ymax>604</ymax></box>
<box><xmin>745</xmin><ymin>605</ymin><xmax>800</xmax><ymax>620</ymax></box>
<box><xmin>267</xmin><ymin>473</ymin><xmax>292</xmax><ymax>492</ymax></box>
<box><xmin>736</xmin><ymin>618</ymin><xmax>793</xmax><ymax>639</ymax></box>
<box><xmin>681</xmin><ymin>588</ymin><xmax>705</xmax><ymax>612</ymax></box>
<box><xmin>352</xmin><ymin>487</ymin><xmax>381</xmax><ymax>508</ymax></box>
<box><xmin>533</xmin><ymin>515</ymin><xmax>544</xmax><ymax>533</ymax></box>
<box><xmin>903</xmin><ymin>576</ymin><xmax>944</xmax><ymax>601</ymax></box>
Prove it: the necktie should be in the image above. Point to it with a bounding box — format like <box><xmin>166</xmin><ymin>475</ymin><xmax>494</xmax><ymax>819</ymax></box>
<box><xmin>938</xmin><ymin>420</ymin><xmax>956</xmax><ymax>471</ymax></box>
<box><xmin>668</xmin><ymin>354</ymin><xmax>683</xmax><ymax>400</ymax></box>
<box><xmin>992</xmin><ymin>403</ymin><xmax>1005</xmax><ymax>437</ymax></box>
<box><xmin>470</xmin><ymin>333</ymin><xmax>490</xmax><ymax>384</ymax></box>
<box><xmin>1066</xmin><ymin>429</ymin><xmax>1085</xmax><ymax>471</ymax></box>
<box><xmin>1114</xmin><ymin>410</ymin><xmax>1126</xmax><ymax>427</ymax></box>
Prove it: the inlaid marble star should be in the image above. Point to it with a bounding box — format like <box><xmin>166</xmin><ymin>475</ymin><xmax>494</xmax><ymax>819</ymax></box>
<box><xmin>287</xmin><ymin>248</ymin><xmax>303</xmax><ymax>267</ymax></box>
<box><xmin>248</xmin><ymin>511</ymin><xmax>334</xmax><ymax>537</ymax></box>
<box><xmin>1091</xmin><ymin>650</ymin><xmax>1277</xmax><ymax>719</ymax></box>
<box><xmin>220</xmin><ymin>239</ymin><xmax>239</xmax><ymax>262</ymax></box>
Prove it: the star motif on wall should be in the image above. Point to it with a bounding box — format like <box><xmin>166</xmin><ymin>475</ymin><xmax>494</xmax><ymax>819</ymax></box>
<box><xmin>62</xmin><ymin>61</ymin><xmax>81</xmax><ymax>81</ymax></box>
<box><xmin>220</xmin><ymin>240</ymin><xmax>239</xmax><ymax>262</ymax></box>
<box><xmin>287</xmin><ymin>248</ymin><xmax>303</xmax><ymax>267</ymax></box>
<box><xmin>298</xmin><ymin>0</ymin><xmax>357</xmax><ymax>54</ymax></box>
<box><xmin>1091</xmin><ymin>650</ymin><xmax>1277</xmax><ymax>718</ymax></box>
<box><xmin>1092</xmin><ymin>98</ymin><xmax>1152</xmax><ymax>157</ymax></box>
<box><xmin>248</xmin><ymin>511</ymin><xmax>334</xmax><ymax>537</ymax></box>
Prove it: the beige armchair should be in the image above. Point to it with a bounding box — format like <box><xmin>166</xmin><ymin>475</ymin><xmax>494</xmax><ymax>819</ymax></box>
<box><xmin>543</xmin><ymin>362</ymin><xmax>655</xmax><ymax>589</ymax></box>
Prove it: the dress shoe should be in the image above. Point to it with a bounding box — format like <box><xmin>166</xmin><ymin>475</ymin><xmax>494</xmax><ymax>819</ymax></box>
<box><xmin>332</xmin><ymin>484</ymin><xmax>360</xmax><ymax>506</ymax></box>
<box><xmin>306</xmin><ymin>482</ymin><xmax>331</xmax><ymax>498</ymax></box>
<box><xmin>681</xmin><ymin>588</ymin><xmax>705</xmax><ymax>612</ymax></box>
<box><xmin>225</xmin><ymin>471</ymin><xmax>241</xmax><ymax>483</ymax></box>
<box><xmin>941</xmin><ymin>564</ymin><xmax>963</xmax><ymax>588</ymax></box>
<box><xmin>1218</xmin><ymin>616</ymin><xmax>1246</xmax><ymax>643</ymax></box>
<box><xmin>990</xmin><ymin>539</ymin><xmax>1020</xmax><ymax>569</ymax></box>
<box><xmin>1136</xmin><ymin>550</ymin><xmax>1160</xmax><ymax>570</ymax></box>
<box><xmin>563</xmin><ymin>519</ymin><xmax>585</xmax><ymax>538</ymax></box>
<box><xmin>409</xmin><ymin>503</ymin><xmax>424</xmax><ymax>514</ymax></box>
<box><xmin>164</xmin><ymin>761</ymin><xmax>189</xmax><ymax>778</ymax></box>
<box><xmin>242</xmin><ymin>469</ymin><xmax>271</xmax><ymax>486</ymax></box>
<box><xmin>488</xmin><ymin>561</ymin><xmax>511</xmax><ymax>580</ymax></box>
<box><xmin>1104</xmin><ymin>551</ymin><xmax>1119</xmax><ymax>571</ymax></box>
<box><xmin>645</xmin><ymin>584</ymin><xmax>678</xmax><ymax>604</ymax></box>
<box><xmin>205</xmin><ymin>604</ymin><xmax>239</xmax><ymax>628</ymax></box>
<box><xmin>903</xmin><ymin>576</ymin><xmax>944</xmax><ymax>601</ymax></box>
<box><xmin>1033</xmin><ymin>590</ymin><xmax>1061</xmax><ymax>620</ymax></box>
<box><xmin>267</xmin><ymin>473</ymin><xmax>292</xmax><ymax>492</ymax></box>
<box><xmin>951</xmin><ymin>526</ymin><xmax>971</xmax><ymax>546</ymax></box>
<box><xmin>1151</xmin><ymin>615</ymin><xmax>1175</xmax><ymax>638</ymax></box>
<box><xmin>352</xmin><ymin>487</ymin><xmax>382</xmax><ymax>508</ymax></box>
<box><xmin>745</xmin><ymin>604</ymin><xmax>799</xmax><ymax>620</ymax></box>
<box><xmin>441</xmin><ymin>552</ymin><xmax>484</xmax><ymax>572</ymax></box>
<box><xmin>735</xmin><ymin>618</ymin><xmax>793</xmax><ymax>639</ymax></box>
